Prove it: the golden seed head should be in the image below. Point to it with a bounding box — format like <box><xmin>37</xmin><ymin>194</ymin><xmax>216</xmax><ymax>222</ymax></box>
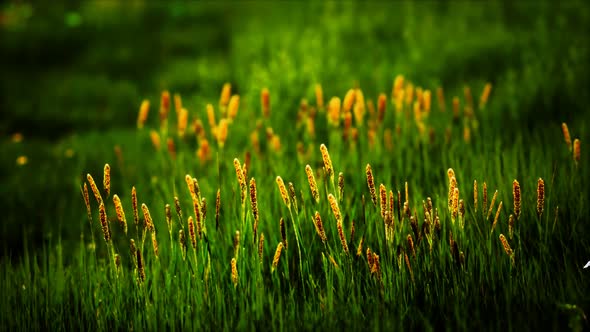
<box><xmin>356</xmin><ymin>236</ymin><xmax>365</xmax><ymax>257</ymax></box>
<box><xmin>537</xmin><ymin>178</ymin><xmax>545</xmax><ymax>217</ymax></box>
<box><xmin>305</xmin><ymin>165</ymin><xmax>320</xmax><ymax>203</ymax></box>
<box><xmin>452</xmin><ymin>187</ymin><xmax>460</xmax><ymax>222</ymax></box>
<box><xmin>206</xmin><ymin>103</ymin><xmax>216</xmax><ymax>130</ymax></box>
<box><xmin>315</xmin><ymin>84</ymin><xmax>324</xmax><ymax>110</ymax></box>
<box><xmin>86</xmin><ymin>173</ymin><xmax>102</xmax><ymax>204</ymax></box>
<box><xmin>288</xmin><ymin>182</ymin><xmax>298</xmax><ymax>211</ymax></box>
<box><xmin>508</xmin><ymin>214</ymin><xmax>515</xmax><ymax>240</ymax></box>
<box><xmin>313</xmin><ymin>211</ymin><xmax>327</xmax><ymax>244</ymax></box>
<box><xmin>448</xmin><ymin>176</ymin><xmax>457</xmax><ymax>210</ymax></box>
<box><xmin>159</xmin><ymin>90</ymin><xmax>171</xmax><ymax>122</ymax></box>
<box><xmin>423</xmin><ymin>90</ymin><xmax>432</xmax><ymax>113</ymax></box>
<box><xmin>562</xmin><ymin>123</ymin><xmax>572</xmax><ymax>151</ymax></box>
<box><xmin>261</xmin><ymin>88</ymin><xmax>270</xmax><ymax>118</ymax></box>
<box><xmin>103</xmin><ymin>164</ymin><xmax>110</xmax><ymax>198</ymax></box>
<box><xmin>234</xmin><ymin>159</ymin><xmax>247</xmax><ymax>204</ymax></box>
<box><xmin>231</xmin><ymin>258</ymin><xmax>238</xmax><ymax>287</ymax></box>
<box><xmin>492</xmin><ymin>201</ymin><xmax>503</xmax><ymax>233</ymax></box>
<box><xmin>459</xmin><ymin>199</ymin><xmax>465</xmax><ymax>219</ymax></box>
<box><xmin>276</xmin><ymin>176</ymin><xmax>290</xmax><ymax>209</ymax></box>
<box><xmin>149</xmin><ymin>130</ymin><xmax>161</xmax><ymax>151</ymax></box>
<box><xmin>177</xmin><ymin>108</ymin><xmax>188</xmax><ymax>138</ymax></box>
<box><xmin>328</xmin><ymin>193</ymin><xmax>342</xmax><ymax>223</ymax></box>
<box><xmin>320</xmin><ymin>144</ymin><xmax>334</xmax><ymax>180</ymax></box>
<box><xmin>272</xmin><ymin>242</ymin><xmax>284</xmax><ymax>272</ymax></box>
<box><xmin>513</xmin><ymin>180</ymin><xmax>521</xmax><ymax>219</ymax></box>
<box><xmin>338</xmin><ymin>172</ymin><xmax>345</xmax><ymax>201</ymax></box>
<box><xmin>137</xmin><ymin>100</ymin><xmax>150</xmax><ymax>129</ymax></box>
<box><xmin>379</xmin><ymin>184</ymin><xmax>387</xmax><ymax>218</ymax></box>
<box><xmin>234</xmin><ymin>230</ymin><xmax>240</xmax><ymax>259</ymax></box>
<box><xmin>482</xmin><ymin>182</ymin><xmax>488</xmax><ymax>215</ymax></box>
<box><xmin>447</xmin><ymin>168</ymin><xmax>455</xmax><ymax>181</ymax></box>
<box><xmin>487</xmin><ymin>190</ymin><xmax>498</xmax><ymax>221</ymax></box>
<box><xmin>365</xmin><ymin>164</ymin><xmax>377</xmax><ymax>206</ymax></box>
<box><xmin>132</xmin><ymin>186</ymin><xmax>139</xmax><ymax>226</ymax></box>
<box><xmin>328</xmin><ymin>97</ymin><xmax>341</xmax><ymax>126</ymax></box>
<box><xmin>499</xmin><ymin>234</ymin><xmax>513</xmax><ymax>257</ymax></box>
<box><xmin>217</xmin><ymin>119</ymin><xmax>228</xmax><ymax>147</ymax></box>
<box><xmin>337</xmin><ymin>220</ymin><xmax>349</xmax><ymax>254</ymax></box>
<box><xmin>113</xmin><ymin>194</ymin><xmax>127</xmax><ymax>235</ymax></box>
<box><xmin>479</xmin><ymin>83</ymin><xmax>492</xmax><ymax>109</ymax></box>
<box><xmin>405</xmin><ymin>181</ymin><xmax>409</xmax><ymax>204</ymax></box>
<box><xmin>343</xmin><ymin>89</ymin><xmax>356</xmax><ymax>113</ymax></box>
<box><xmin>220</xmin><ymin>83</ymin><xmax>231</xmax><ymax>107</ymax></box>
<box><xmin>228</xmin><ymin>95</ymin><xmax>240</xmax><ymax>121</ymax></box>
<box><xmin>141</xmin><ymin>203</ymin><xmax>154</xmax><ymax>232</ymax></box>
<box><xmin>173</xmin><ymin>93</ymin><xmax>182</xmax><ymax>113</ymax></box>
<box><xmin>573</xmin><ymin>138</ymin><xmax>581</xmax><ymax>164</ymax></box>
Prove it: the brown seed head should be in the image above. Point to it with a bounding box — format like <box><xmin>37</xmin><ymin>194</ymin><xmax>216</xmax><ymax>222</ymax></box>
<box><xmin>235</xmin><ymin>159</ymin><xmax>247</xmax><ymax>205</ymax></box>
<box><xmin>83</xmin><ymin>183</ymin><xmax>92</xmax><ymax>224</ymax></box>
<box><xmin>537</xmin><ymin>178</ymin><xmax>545</xmax><ymax>217</ymax></box>
<box><xmin>215</xmin><ymin>189</ymin><xmax>221</xmax><ymax>230</ymax></box>
<box><xmin>313</xmin><ymin>211</ymin><xmax>327</xmax><ymax>244</ymax></box>
<box><xmin>249</xmin><ymin>178</ymin><xmax>259</xmax><ymax>224</ymax></box>
<box><xmin>366</xmin><ymin>164</ymin><xmax>377</xmax><ymax>206</ymax></box>
<box><xmin>499</xmin><ymin>234</ymin><xmax>513</xmax><ymax>257</ymax></box>
<box><xmin>513</xmin><ymin>180</ymin><xmax>521</xmax><ymax>219</ymax></box>
<box><xmin>508</xmin><ymin>214</ymin><xmax>515</xmax><ymax>240</ymax></box>
<box><xmin>234</xmin><ymin>230</ymin><xmax>240</xmax><ymax>259</ymax></box>
<box><xmin>562</xmin><ymin>123</ymin><xmax>572</xmax><ymax>151</ymax></box>
<box><xmin>338</xmin><ymin>172</ymin><xmax>345</xmax><ymax>202</ymax></box>
<box><xmin>288</xmin><ymin>182</ymin><xmax>298</xmax><ymax>211</ymax></box>
<box><xmin>474</xmin><ymin>180</ymin><xmax>478</xmax><ymax>213</ymax></box>
<box><xmin>132</xmin><ymin>186</ymin><xmax>139</xmax><ymax>226</ymax></box>
<box><xmin>187</xmin><ymin>216</ymin><xmax>196</xmax><ymax>250</ymax></box>
<box><xmin>179</xmin><ymin>230</ymin><xmax>186</xmax><ymax>260</ymax></box>
<box><xmin>379</xmin><ymin>184</ymin><xmax>387</xmax><ymax>218</ymax></box>
<box><xmin>99</xmin><ymin>202</ymin><xmax>110</xmax><ymax>242</ymax></box>
<box><xmin>407</xmin><ymin>234</ymin><xmax>415</xmax><ymax>258</ymax></box>
<box><xmin>482</xmin><ymin>182</ymin><xmax>488</xmax><ymax>215</ymax></box>
<box><xmin>167</xmin><ymin>138</ymin><xmax>176</xmax><ymax>160</ymax></box>
<box><xmin>159</xmin><ymin>90</ymin><xmax>171</xmax><ymax>123</ymax></box>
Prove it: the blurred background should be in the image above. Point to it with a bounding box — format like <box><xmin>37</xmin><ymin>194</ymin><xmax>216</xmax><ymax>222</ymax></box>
<box><xmin>1</xmin><ymin>1</ymin><xmax>589</xmax><ymax>258</ymax></box>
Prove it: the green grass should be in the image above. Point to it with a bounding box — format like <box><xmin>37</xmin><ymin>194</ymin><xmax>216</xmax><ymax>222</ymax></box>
<box><xmin>1</xmin><ymin>1</ymin><xmax>590</xmax><ymax>331</ymax></box>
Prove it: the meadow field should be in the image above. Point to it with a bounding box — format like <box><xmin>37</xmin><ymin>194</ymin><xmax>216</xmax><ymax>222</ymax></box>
<box><xmin>1</xmin><ymin>1</ymin><xmax>589</xmax><ymax>330</ymax></box>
